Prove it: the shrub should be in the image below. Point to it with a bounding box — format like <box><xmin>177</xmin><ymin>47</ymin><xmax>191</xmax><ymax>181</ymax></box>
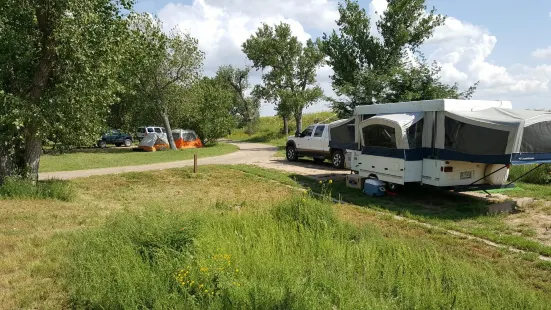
<box><xmin>0</xmin><ymin>177</ymin><xmax>74</xmax><ymax>201</ymax></box>
<box><xmin>509</xmin><ymin>164</ymin><xmax>551</xmax><ymax>185</ymax></box>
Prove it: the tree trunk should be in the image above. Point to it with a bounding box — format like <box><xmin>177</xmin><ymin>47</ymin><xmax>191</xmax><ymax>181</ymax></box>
<box><xmin>161</xmin><ymin>110</ymin><xmax>177</xmax><ymax>150</ymax></box>
<box><xmin>23</xmin><ymin>129</ymin><xmax>42</xmax><ymax>183</ymax></box>
<box><xmin>282</xmin><ymin>116</ymin><xmax>289</xmax><ymax>135</ymax></box>
<box><xmin>0</xmin><ymin>147</ymin><xmax>13</xmax><ymax>185</ymax></box>
<box><xmin>294</xmin><ymin>110</ymin><xmax>303</xmax><ymax>135</ymax></box>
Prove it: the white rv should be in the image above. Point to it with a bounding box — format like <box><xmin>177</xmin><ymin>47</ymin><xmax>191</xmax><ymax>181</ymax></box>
<box><xmin>333</xmin><ymin>99</ymin><xmax>551</xmax><ymax>191</ymax></box>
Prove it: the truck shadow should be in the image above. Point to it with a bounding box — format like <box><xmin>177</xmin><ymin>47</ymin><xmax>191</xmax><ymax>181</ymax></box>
<box><xmin>291</xmin><ymin>174</ymin><xmax>493</xmax><ymax>220</ymax></box>
<box><xmin>270</xmin><ymin>158</ymin><xmax>347</xmax><ymax>172</ymax></box>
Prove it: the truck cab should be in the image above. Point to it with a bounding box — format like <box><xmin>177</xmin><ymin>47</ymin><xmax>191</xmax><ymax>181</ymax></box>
<box><xmin>285</xmin><ymin>123</ymin><xmax>349</xmax><ymax>169</ymax></box>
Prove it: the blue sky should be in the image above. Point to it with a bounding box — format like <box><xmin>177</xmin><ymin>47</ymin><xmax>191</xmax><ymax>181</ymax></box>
<box><xmin>426</xmin><ymin>0</ymin><xmax>551</xmax><ymax>67</ymax></box>
<box><xmin>134</xmin><ymin>0</ymin><xmax>551</xmax><ymax>115</ymax></box>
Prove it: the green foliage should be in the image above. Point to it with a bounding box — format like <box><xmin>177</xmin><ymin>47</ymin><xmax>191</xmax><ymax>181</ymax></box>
<box><xmin>0</xmin><ymin>177</ymin><xmax>74</xmax><ymax>201</ymax></box>
<box><xmin>125</xmin><ymin>14</ymin><xmax>205</xmax><ymax>149</ymax></box>
<box><xmin>184</xmin><ymin>78</ymin><xmax>237</xmax><ymax>145</ymax></box>
<box><xmin>215</xmin><ymin>66</ymin><xmax>260</xmax><ymax>133</ymax></box>
<box><xmin>242</xmin><ymin>23</ymin><xmax>325</xmax><ymax>132</ymax></box>
<box><xmin>62</xmin><ymin>199</ymin><xmax>551</xmax><ymax>309</ymax></box>
<box><xmin>509</xmin><ymin>164</ymin><xmax>551</xmax><ymax>185</ymax></box>
<box><xmin>0</xmin><ymin>0</ymin><xmax>135</xmax><ymax>180</ymax></box>
<box><xmin>321</xmin><ymin>0</ymin><xmax>477</xmax><ymax>117</ymax></box>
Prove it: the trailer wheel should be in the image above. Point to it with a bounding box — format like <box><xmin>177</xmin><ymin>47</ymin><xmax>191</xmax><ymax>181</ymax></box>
<box><xmin>331</xmin><ymin>150</ymin><xmax>344</xmax><ymax>169</ymax></box>
<box><xmin>386</xmin><ymin>182</ymin><xmax>401</xmax><ymax>192</ymax></box>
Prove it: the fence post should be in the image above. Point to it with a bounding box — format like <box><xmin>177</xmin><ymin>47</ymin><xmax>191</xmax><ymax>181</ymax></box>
<box><xmin>193</xmin><ymin>153</ymin><xmax>198</xmax><ymax>173</ymax></box>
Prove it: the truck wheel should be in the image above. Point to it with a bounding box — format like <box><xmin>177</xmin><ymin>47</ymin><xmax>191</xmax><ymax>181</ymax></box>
<box><xmin>331</xmin><ymin>150</ymin><xmax>344</xmax><ymax>169</ymax></box>
<box><xmin>97</xmin><ymin>140</ymin><xmax>107</xmax><ymax>148</ymax></box>
<box><xmin>286</xmin><ymin>145</ymin><xmax>298</xmax><ymax>161</ymax></box>
<box><xmin>124</xmin><ymin>139</ymin><xmax>132</xmax><ymax>147</ymax></box>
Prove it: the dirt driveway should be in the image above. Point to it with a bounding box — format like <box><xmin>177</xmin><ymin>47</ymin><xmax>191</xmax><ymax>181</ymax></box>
<box><xmin>38</xmin><ymin>141</ymin><xmax>349</xmax><ymax>181</ymax></box>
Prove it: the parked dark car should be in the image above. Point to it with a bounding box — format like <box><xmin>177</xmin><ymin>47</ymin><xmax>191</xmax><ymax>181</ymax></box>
<box><xmin>97</xmin><ymin>129</ymin><xmax>133</xmax><ymax>148</ymax></box>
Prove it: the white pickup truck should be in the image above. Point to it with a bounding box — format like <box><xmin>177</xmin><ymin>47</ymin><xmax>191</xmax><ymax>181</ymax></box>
<box><xmin>285</xmin><ymin>119</ymin><xmax>356</xmax><ymax>169</ymax></box>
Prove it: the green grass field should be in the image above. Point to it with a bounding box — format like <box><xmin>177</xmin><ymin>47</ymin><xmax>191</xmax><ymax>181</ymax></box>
<box><xmin>1</xmin><ymin>165</ymin><xmax>551</xmax><ymax>309</ymax></box>
<box><xmin>228</xmin><ymin>112</ymin><xmax>336</xmax><ymax>157</ymax></box>
<box><xmin>39</xmin><ymin>143</ymin><xmax>238</xmax><ymax>172</ymax></box>
<box><xmin>229</xmin><ymin>165</ymin><xmax>551</xmax><ymax>257</ymax></box>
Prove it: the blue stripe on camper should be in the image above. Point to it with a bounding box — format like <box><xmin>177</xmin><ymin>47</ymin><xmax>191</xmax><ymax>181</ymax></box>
<box><xmin>361</xmin><ymin>147</ymin><xmax>514</xmax><ymax>164</ymax></box>
<box><xmin>511</xmin><ymin>153</ymin><xmax>551</xmax><ymax>165</ymax></box>
<box><xmin>432</xmin><ymin>149</ymin><xmax>512</xmax><ymax>164</ymax></box>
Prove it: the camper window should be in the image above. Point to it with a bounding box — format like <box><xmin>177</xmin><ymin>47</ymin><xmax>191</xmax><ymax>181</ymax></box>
<box><xmin>362</xmin><ymin>125</ymin><xmax>397</xmax><ymax>149</ymax></box>
<box><xmin>521</xmin><ymin>122</ymin><xmax>551</xmax><ymax>153</ymax></box>
<box><xmin>407</xmin><ymin>119</ymin><xmax>424</xmax><ymax>149</ymax></box>
<box><xmin>444</xmin><ymin>117</ymin><xmax>508</xmax><ymax>155</ymax></box>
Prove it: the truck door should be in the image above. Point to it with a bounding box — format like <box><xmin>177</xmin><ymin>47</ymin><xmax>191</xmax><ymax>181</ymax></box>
<box><xmin>311</xmin><ymin>125</ymin><xmax>327</xmax><ymax>154</ymax></box>
<box><xmin>296</xmin><ymin>125</ymin><xmax>314</xmax><ymax>151</ymax></box>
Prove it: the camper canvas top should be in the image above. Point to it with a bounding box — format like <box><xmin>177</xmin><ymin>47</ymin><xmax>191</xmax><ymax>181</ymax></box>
<box><xmin>353</xmin><ymin>99</ymin><xmax>512</xmax><ymax>116</ymax></box>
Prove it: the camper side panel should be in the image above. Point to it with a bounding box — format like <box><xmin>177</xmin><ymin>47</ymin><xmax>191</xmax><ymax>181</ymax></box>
<box><xmin>421</xmin><ymin>159</ymin><xmax>487</xmax><ymax>186</ymax></box>
<box><xmin>354</xmin><ymin>154</ymin><xmax>406</xmax><ymax>184</ymax></box>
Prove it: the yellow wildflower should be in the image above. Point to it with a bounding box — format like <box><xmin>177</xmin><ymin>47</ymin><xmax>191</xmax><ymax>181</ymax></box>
<box><xmin>319</xmin><ymin>180</ymin><xmax>322</xmax><ymax>184</ymax></box>
<box><xmin>328</xmin><ymin>179</ymin><xmax>333</xmax><ymax>184</ymax></box>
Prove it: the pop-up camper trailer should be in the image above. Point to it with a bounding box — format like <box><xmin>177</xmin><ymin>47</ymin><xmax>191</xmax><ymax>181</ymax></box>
<box><xmin>341</xmin><ymin>99</ymin><xmax>551</xmax><ymax>191</ymax></box>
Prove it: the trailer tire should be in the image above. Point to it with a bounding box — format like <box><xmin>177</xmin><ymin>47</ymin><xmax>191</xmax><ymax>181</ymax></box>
<box><xmin>331</xmin><ymin>150</ymin><xmax>344</xmax><ymax>169</ymax></box>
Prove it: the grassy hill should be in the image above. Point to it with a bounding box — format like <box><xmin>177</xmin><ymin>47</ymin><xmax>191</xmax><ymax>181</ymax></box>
<box><xmin>228</xmin><ymin>112</ymin><xmax>337</xmax><ymax>156</ymax></box>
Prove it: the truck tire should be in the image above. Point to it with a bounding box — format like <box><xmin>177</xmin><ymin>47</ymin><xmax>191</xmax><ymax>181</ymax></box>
<box><xmin>124</xmin><ymin>139</ymin><xmax>132</xmax><ymax>147</ymax></box>
<box><xmin>331</xmin><ymin>150</ymin><xmax>344</xmax><ymax>169</ymax></box>
<box><xmin>286</xmin><ymin>145</ymin><xmax>298</xmax><ymax>161</ymax></box>
<box><xmin>97</xmin><ymin>140</ymin><xmax>107</xmax><ymax>148</ymax></box>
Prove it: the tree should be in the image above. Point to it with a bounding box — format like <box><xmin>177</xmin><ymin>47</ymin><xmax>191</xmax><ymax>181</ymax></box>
<box><xmin>242</xmin><ymin>23</ymin><xmax>325</xmax><ymax>134</ymax></box>
<box><xmin>0</xmin><ymin>0</ymin><xmax>134</xmax><ymax>183</ymax></box>
<box><xmin>215</xmin><ymin>65</ymin><xmax>260</xmax><ymax>133</ymax></box>
<box><xmin>320</xmin><ymin>0</ymin><xmax>476</xmax><ymax>118</ymax></box>
<box><xmin>184</xmin><ymin>77</ymin><xmax>236</xmax><ymax>145</ymax></box>
<box><xmin>127</xmin><ymin>14</ymin><xmax>204</xmax><ymax>150</ymax></box>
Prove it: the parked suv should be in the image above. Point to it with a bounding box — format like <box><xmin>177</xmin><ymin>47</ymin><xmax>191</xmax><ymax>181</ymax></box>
<box><xmin>136</xmin><ymin>126</ymin><xmax>166</xmax><ymax>141</ymax></box>
<box><xmin>285</xmin><ymin>123</ymin><xmax>347</xmax><ymax>169</ymax></box>
<box><xmin>97</xmin><ymin>129</ymin><xmax>133</xmax><ymax>148</ymax></box>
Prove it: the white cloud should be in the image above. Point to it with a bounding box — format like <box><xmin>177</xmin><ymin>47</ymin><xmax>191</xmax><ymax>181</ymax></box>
<box><xmin>532</xmin><ymin>46</ymin><xmax>551</xmax><ymax>59</ymax></box>
<box><xmin>155</xmin><ymin>0</ymin><xmax>551</xmax><ymax>115</ymax></box>
<box><xmin>157</xmin><ymin>0</ymin><xmax>338</xmax><ymax>116</ymax></box>
<box><xmin>426</xmin><ymin>16</ymin><xmax>549</xmax><ymax>103</ymax></box>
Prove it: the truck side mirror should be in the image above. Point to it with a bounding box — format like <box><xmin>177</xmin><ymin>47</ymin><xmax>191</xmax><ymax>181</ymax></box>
<box><xmin>295</xmin><ymin>131</ymin><xmax>301</xmax><ymax>138</ymax></box>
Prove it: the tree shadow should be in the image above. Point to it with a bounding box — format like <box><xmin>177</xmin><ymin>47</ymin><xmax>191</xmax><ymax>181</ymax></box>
<box><xmin>291</xmin><ymin>174</ymin><xmax>493</xmax><ymax>221</ymax></box>
<box><xmin>44</xmin><ymin>146</ymin><xmax>136</xmax><ymax>156</ymax></box>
